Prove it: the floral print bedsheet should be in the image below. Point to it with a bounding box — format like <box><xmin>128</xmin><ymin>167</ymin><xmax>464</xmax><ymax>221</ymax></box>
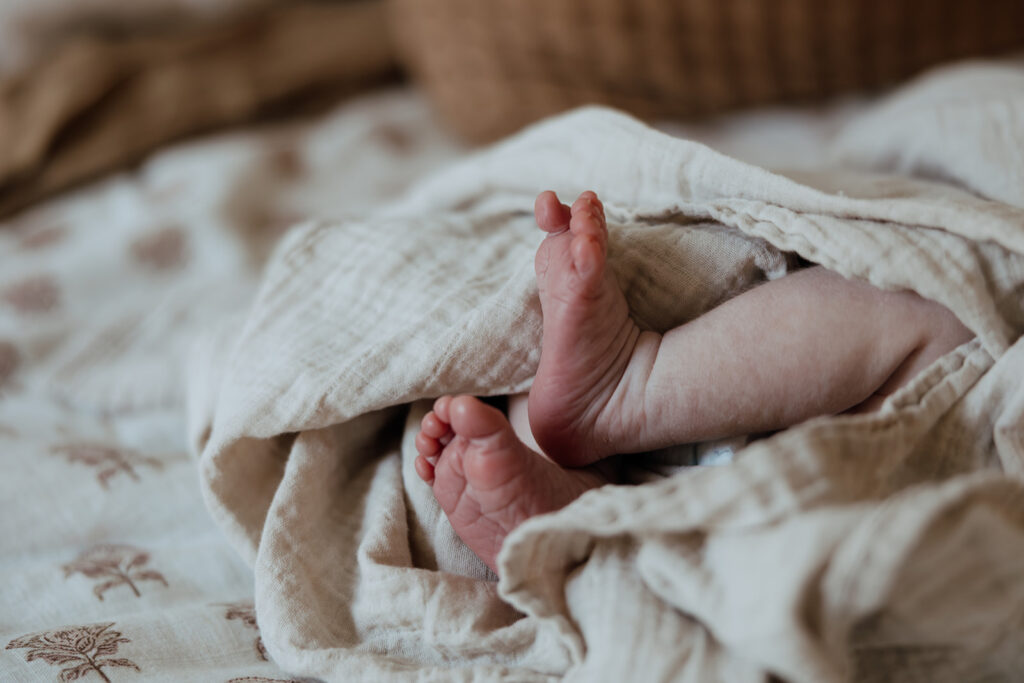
<box><xmin>0</xmin><ymin>89</ymin><xmax>460</xmax><ymax>682</ymax></box>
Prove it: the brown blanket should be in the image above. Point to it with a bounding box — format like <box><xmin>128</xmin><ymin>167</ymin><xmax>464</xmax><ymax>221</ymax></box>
<box><xmin>0</xmin><ymin>1</ymin><xmax>396</xmax><ymax>219</ymax></box>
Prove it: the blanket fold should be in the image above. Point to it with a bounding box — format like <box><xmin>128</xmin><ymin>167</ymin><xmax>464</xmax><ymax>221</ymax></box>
<box><xmin>190</xmin><ymin>63</ymin><xmax>1024</xmax><ymax>682</ymax></box>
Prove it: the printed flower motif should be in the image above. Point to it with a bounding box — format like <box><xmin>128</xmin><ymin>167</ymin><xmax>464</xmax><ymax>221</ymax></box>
<box><xmin>52</xmin><ymin>443</ymin><xmax>163</xmax><ymax>489</ymax></box>
<box><xmin>373</xmin><ymin>123</ymin><xmax>415</xmax><ymax>153</ymax></box>
<box><xmin>6</xmin><ymin>622</ymin><xmax>140</xmax><ymax>682</ymax></box>
<box><xmin>19</xmin><ymin>224</ymin><xmax>67</xmax><ymax>250</ymax></box>
<box><xmin>267</xmin><ymin>145</ymin><xmax>306</xmax><ymax>180</ymax></box>
<box><xmin>0</xmin><ymin>340</ymin><xmax>18</xmax><ymax>389</ymax></box>
<box><xmin>129</xmin><ymin>226</ymin><xmax>188</xmax><ymax>271</ymax></box>
<box><xmin>64</xmin><ymin>544</ymin><xmax>168</xmax><ymax>601</ymax></box>
<box><xmin>223</xmin><ymin>602</ymin><xmax>268</xmax><ymax>661</ymax></box>
<box><xmin>2</xmin><ymin>274</ymin><xmax>60</xmax><ymax>314</ymax></box>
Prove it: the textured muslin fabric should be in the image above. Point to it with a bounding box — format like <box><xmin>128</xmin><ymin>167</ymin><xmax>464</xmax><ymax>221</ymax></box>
<box><xmin>189</xmin><ymin>64</ymin><xmax>1024</xmax><ymax>681</ymax></box>
<box><xmin>830</xmin><ymin>59</ymin><xmax>1024</xmax><ymax>210</ymax></box>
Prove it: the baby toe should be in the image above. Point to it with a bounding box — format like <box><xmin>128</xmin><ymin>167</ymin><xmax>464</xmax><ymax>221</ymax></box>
<box><xmin>535</xmin><ymin>191</ymin><xmax>571</xmax><ymax>233</ymax></box>
<box><xmin>570</xmin><ymin>211</ymin><xmax>607</xmax><ymax>245</ymax></box>
<box><xmin>433</xmin><ymin>395</ymin><xmax>454</xmax><ymax>423</ymax></box>
<box><xmin>415</xmin><ymin>430</ymin><xmax>441</xmax><ymax>458</ymax></box>
<box><xmin>420</xmin><ymin>411</ymin><xmax>449</xmax><ymax>439</ymax></box>
<box><xmin>414</xmin><ymin>454</ymin><xmax>435</xmax><ymax>483</ymax></box>
<box><xmin>570</xmin><ymin>233</ymin><xmax>605</xmax><ymax>281</ymax></box>
<box><xmin>572</xmin><ymin>191</ymin><xmax>603</xmax><ymax>216</ymax></box>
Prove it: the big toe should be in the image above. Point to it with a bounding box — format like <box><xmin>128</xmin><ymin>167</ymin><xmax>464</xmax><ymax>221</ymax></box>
<box><xmin>535</xmin><ymin>191</ymin><xmax>571</xmax><ymax>233</ymax></box>
<box><xmin>448</xmin><ymin>396</ymin><xmax>510</xmax><ymax>440</ymax></box>
<box><xmin>445</xmin><ymin>396</ymin><xmax>529</xmax><ymax>488</ymax></box>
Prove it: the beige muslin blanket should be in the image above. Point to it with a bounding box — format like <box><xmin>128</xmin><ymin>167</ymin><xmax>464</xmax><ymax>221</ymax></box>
<box><xmin>189</xmin><ymin>62</ymin><xmax>1024</xmax><ymax>682</ymax></box>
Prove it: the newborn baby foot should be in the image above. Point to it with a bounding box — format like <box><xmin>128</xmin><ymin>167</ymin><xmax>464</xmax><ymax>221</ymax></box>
<box><xmin>414</xmin><ymin>395</ymin><xmax>603</xmax><ymax>573</ymax></box>
<box><xmin>529</xmin><ymin>191</ymin><xmax>644</xmax><ymax>467</ymax></box>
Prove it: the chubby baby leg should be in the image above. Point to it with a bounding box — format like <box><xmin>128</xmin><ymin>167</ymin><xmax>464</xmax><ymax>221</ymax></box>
<box><xmin>525</xmin><ymin>190</ymin><xmax>976</xmax><ymax>465</ymax></box>
<box><xmin>644</xmin><ymin>266</ymin><xmax>976</xmax><ymax>434</ymax></box>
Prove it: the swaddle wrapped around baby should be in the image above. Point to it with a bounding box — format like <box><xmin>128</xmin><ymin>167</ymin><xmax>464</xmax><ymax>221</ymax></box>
<box><xmin>189</xmin><ymin>62</ymin><xmax>1024</xmax><ymax>682</ymax></box>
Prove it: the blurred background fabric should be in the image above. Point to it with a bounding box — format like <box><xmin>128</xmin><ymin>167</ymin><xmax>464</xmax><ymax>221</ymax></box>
<box><xmin>0</xmin><ymin>0</ymin><xmax>275</xmax><ymax>77</ymax></box>
<box><xmin>0</xmin><ymin>1</ymin><xmax>396</xmax><ymax>218</ymax></box>
<box><xmin>3</xmin><ymin>0</ymin><xmax>1024</xmax><ymax>218</ymax></box>
<box><xmin>391</xmin><ymin>0</ymin><xmax>1024</xmax><ymax>142</ymax></box>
